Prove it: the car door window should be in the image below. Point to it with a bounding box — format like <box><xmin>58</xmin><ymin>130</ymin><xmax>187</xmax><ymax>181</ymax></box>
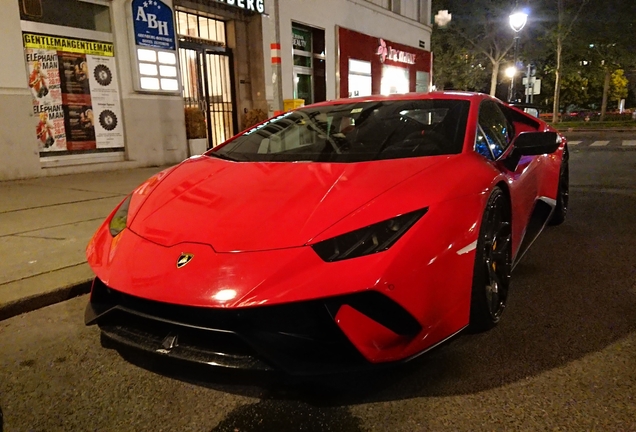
<box><xmin>475</xmin><ymin>101</ymin><xmax>512</xmax><ymax>160</ymax></box>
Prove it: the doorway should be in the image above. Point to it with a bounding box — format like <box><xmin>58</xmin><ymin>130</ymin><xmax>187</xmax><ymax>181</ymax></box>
<box><xmin>179</xmin><ymin>43</ymin><xmax>236</xmax><ymax>149</ymax></box>
<box><xmin>176</xmin><ymin>10</ymin><xmax>236</xmax><ymax>149</ymax></box>
<box><xmin>293</xmin><ymin>68</ymin><xmax>313</xmax><ymax>104</ymax></box>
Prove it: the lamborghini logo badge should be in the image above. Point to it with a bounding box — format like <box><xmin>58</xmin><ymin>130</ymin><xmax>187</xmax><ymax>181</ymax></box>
<box><xmin>176</xmin><ymin>253</ymin><xmax>194</xmax><ymax>268</ymax></box>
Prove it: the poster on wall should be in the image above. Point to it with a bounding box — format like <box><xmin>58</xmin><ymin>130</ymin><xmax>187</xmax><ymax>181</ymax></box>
<box><xmin>25</xmin><ymin>48</ymin><xmax>67</xmax><ymax>150</ymax></box>
<box><xmin>22</xmin><ymin>32</ymin><xmax>124</xmax><ymax>154</ymax></box>
<box><xmin>87</xmin><ymin>56</ymin><xmax>123</xmax><ymax>148</ymax></box>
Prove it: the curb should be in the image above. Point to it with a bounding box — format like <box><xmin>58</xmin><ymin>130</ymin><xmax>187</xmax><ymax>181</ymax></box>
<box><xmin>0</xmin><ymin>280</ymin><xmax>92</xmax><ymax>322</ymax></box>
<box><xmin>561</xmin><ymin>128</ymin><xmax>636</xmax><ymax>133</ymax></box>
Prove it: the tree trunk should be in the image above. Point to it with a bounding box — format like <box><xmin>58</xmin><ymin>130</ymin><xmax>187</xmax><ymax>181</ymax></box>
<box><xmin>489</xmin><ymin>61</ymin><xmax>499</xmax><ymax>96</ymax></box>
<box><xmin>600</xmin><ymin>68</ymin><xmax>611</xmax><ymax>122</ymax></box>
<box><xmin>552</xmin><ymin>41</ymin><xmax>562</xmax><ymax>123</ymax></box>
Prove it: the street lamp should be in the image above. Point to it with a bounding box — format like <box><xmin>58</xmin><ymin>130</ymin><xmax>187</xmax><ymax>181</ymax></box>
<box><xmin>508</xmin><ymin>11</ymin><xmax>528</xmax><ymax>102</ymax></box>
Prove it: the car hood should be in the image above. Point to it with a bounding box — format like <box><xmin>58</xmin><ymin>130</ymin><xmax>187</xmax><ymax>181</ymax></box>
<box><xmin>129</xmin><ymin>155</ymin><xmax>446</xmax><ymax>252</ymax></box>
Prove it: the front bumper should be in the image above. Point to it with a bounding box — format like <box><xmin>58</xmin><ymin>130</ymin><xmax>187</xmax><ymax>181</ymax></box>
<box><xmin>86</xmin><ymin>278</ymin><xmax>422</xmax><ymax>375</ymax></box>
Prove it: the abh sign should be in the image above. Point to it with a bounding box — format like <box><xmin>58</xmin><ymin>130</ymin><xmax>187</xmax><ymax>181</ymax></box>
<box><xmin>132</xmin><ymin>0</ymin><xmax>176</xmax><ymax>50</ymax></box>
<box><xmin>213</xmin><ymin>0</ymin><xmax>265</xmax><ymax>14</ymax></box>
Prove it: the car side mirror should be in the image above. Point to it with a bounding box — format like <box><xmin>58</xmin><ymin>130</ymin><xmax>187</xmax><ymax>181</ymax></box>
<box><xmin>513</xmin><ymin>132</ymin><xmax>560</xmax><ymax>156</ymax></box>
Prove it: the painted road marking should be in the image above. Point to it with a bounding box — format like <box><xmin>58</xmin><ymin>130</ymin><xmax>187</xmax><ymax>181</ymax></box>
<box><xmin>568</xmin><ymin>141</ymin><xmax>582</xmax><ymax>145</ymax></box>
<box><xmin>589</xmin><ymin>141</ymin><xmax>610</xmax><ymax>147</ymax></box>
<box><xmin>622</xmin><ymin>140</ymin><xmax>636</xmax><ymax>146</ymax></box>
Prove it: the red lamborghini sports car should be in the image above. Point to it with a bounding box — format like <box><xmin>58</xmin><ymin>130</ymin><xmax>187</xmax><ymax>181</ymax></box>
<box><xmin>85</xmin><ymin>92</ymin><xmax>568</xmax><ymax>374</ymax></box>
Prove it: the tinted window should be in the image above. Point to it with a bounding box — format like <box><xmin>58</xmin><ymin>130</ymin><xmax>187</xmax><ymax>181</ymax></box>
<box><xmin>213</xmin><ymin>99</ymin><xmax>470</xmax><ymax>163</ymax></box>
<box><xmin>20</xmin><ymin>0</ymin><xmax>111</xmax><ymax>32</ymax></box>
<box><xmin>475</xmin><ymin>101</ymin><xmax>512</xmax><ymax>160</ymax></box>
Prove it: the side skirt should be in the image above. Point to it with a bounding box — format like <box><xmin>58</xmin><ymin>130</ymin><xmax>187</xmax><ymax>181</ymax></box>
<box><xmin>512</xmin><ymin>196</ymin><xmax>556</xmax><ymax>270</ymax></box>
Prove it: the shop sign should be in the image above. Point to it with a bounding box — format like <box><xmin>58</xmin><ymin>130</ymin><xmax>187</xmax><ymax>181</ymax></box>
<box><xmin>130</xmin><ymin>0</ymin><xmax>180</xmax><ymax>93</ymax></box>
<box><xmin>132</xmin><ymin>0</ymin><xmax>176</xmax><ymax>50</ymax></box>
<box><xmin>376</xmin><ymin>39</ymin><xmax>416</xmax><ymax>65</ymax></box>
<box><xmin>292</xmin><ymin>28</ymin><xmax>311</xmax><ymax>51</ymax></box>
<box><xmin>212</xmin><ymin>0</ymin><xmax>265</xmax><ymax>14</ymax></box>
<box><xmin>22</xmin><ymin>32</ymin><xmax>124</xmax><ymax>154</ymax></box>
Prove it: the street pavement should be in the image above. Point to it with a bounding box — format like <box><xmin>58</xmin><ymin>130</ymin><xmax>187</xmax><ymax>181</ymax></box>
<box><xmin>0</xmin><ymin>141</ymin><xmax>635</xmax><ymax>431</ymax></box>
<box><xmin>561</xmin><ymin>130</ymin><xmax>636</xmax><ymax>150</ymax></box>
<box><xmin>0</xmin><ymin>166</ymin><xmax>167</xmax><ymax>320</ymax></box>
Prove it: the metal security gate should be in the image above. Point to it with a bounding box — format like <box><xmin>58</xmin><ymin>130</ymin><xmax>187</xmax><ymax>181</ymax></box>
<box><xmin>179</xmin><ymin>42</ymin><xmax>237</xmax><ymax>149</ymax></box>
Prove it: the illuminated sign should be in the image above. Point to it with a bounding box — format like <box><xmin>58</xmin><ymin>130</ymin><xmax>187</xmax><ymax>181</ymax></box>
<box><xmin>132</xmin><ymin>0</ymin><xmax>176</xmax><ymax>50</ymax></box>
<box><xmin>213</xmin><ymin>0</ymin><xmax>265</xmax><ymax>14</ymax></box>
<box><xmin>129</xmin><ymin>0</ymin><xmax>180</xmax><ymax>93</ymax></box>
<box><xmin>376</xmin><ymin>39</ymin><xmax>416</xmax><ymax>65</ymax></box>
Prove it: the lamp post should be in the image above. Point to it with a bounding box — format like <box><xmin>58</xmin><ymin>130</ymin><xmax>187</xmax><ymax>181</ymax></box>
<box><xmin>508</xmin><ymin>11</ymin><xmax>528</xmax><ymax>102</ymax></box>
<box><xmin>505</xmin><ymin>66</ymin><xmax>517</xmax><ymax>95</ymax></box>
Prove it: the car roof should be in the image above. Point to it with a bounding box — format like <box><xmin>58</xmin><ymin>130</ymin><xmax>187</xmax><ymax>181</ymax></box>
<box><xmin>307</xmin><ymin>91</ymin><xmax>495</xmax><ymax>108</ymax></box>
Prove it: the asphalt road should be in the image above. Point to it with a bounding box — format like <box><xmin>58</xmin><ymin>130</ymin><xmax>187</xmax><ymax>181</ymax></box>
<box><xmin>1</xmin><ymin>132</ymin><xmax>635</xmax><ymax>432</ymax></box>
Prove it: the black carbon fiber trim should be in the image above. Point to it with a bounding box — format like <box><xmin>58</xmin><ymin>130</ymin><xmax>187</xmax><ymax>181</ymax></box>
<box><xmin>87</xmin><ymin>278</ymin><xmax>423</xmax><ymax>374</ymax></box>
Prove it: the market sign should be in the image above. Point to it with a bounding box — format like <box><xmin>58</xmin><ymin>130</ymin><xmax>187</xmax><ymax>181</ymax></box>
<box><xmin>212</xmin><ymin>0</ymin><xmax>265</xmax><ymax>14</ymax></box>
<box><xmin>376</xmin><ymin>38</ymin><xmax>416</xmax><ymax>65</ymax></box>
<box><xmin>132</xmin><ymin>0</ymin><xmax>176</xmax><ymax>50</ymax></box>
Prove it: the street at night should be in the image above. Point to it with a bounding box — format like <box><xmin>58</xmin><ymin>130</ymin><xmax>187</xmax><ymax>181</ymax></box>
<box><xmin>1</xmin><ymin>0</ymin><xmax>636</xmax><ymax>429</ymax></box>
<box><xmin>1</xmin><ymin>131</ymin><xmax>634</xmax><ymax>432</ymax></box>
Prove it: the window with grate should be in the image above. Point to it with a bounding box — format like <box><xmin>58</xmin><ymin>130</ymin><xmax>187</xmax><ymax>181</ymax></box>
<box><xmin>175</xmin><ymin>10</ymin><xmax>226</xmax><ymax>45</ymax></box>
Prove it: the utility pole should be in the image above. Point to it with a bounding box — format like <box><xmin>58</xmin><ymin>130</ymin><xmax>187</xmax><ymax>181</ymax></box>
<box><xmin>268</xmin><ymin>0</ymin><xmax>283</xmax><ymax>115</ymax></box>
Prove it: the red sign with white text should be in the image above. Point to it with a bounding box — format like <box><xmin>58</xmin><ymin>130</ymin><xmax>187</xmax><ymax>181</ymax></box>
<box><xmin>338</xmin><ymin>27</ymin><xmax>432</xmax><ymax>98</ymax></box>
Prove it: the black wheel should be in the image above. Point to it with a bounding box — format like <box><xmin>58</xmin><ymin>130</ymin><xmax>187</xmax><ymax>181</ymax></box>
<box><xmin>469</xmin><ymin>187</ymin><xmax>512</xmax><ymax>332</ymax></box>
<box><xmin>549</xmin><ymin>147</ymin><xmax>569</xmax><ymax>225</ymax></box>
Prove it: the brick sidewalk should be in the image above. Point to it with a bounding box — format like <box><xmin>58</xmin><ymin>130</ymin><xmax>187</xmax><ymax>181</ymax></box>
<box><xmin>0</xmin><ymin>166</ymin><xmax>168</xmax><ymax>320</ymax></box>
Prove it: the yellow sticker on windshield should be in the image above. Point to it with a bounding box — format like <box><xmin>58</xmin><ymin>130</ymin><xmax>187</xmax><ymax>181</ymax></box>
<box><xmin>351</xmin><ymin>108</ymin><xmax>363</xmax><ymax>113</ymax></box>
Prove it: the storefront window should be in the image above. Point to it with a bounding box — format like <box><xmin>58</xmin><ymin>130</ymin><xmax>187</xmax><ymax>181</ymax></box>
<box><xmin>176</xmin><ymin>10</ymin><xmax>226</xmax><ymax>44</ymax></box>
<box><xmin>292</xmin><ymin>25</ymin><xmax>313</xmax><ymax>104</ymax></box>
<box><xmin>381</xmin><ymin>65</ymin><xmax>409</xmax><ymax>95</ymax></box>
<box><xmin>416</xmin><ymin>71</ymin><xmax>430</xmax><ymax>93</ymax></box>
<box><xmin>20</xmin><ymin>0</ymin><xmax>124</xmax><ymax>158</ymax></box>
<box><xmin>19</xmin><ymin>0</ymin><xmax>111</xmax><ymax>32</ymax></box>
<box><xmin>348</xmin><ymin>59</ymin><xmax>371</xmax><ymax>98</ymax></box>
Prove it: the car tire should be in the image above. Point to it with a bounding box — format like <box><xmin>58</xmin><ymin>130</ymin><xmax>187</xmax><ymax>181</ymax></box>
<box><xmin>469</xmin><ymin>187</ymin><xmax>512</xmax><ymax>332</ymax></box>
<box><xmin>549</xmin><ymin>147</ymin><xmax>569</xmax><ymax>226</ymax></box>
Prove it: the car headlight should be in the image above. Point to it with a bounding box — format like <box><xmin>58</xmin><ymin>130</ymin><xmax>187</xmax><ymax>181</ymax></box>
<box><xmin>311</xmin><ymin>208</ymin><xmax>428</xmax><ymax>262</ymax></box>
<box><xmin>109</xmin><ymin>195</ymin><xmax>131</xmax><ymax>237</ymax></box>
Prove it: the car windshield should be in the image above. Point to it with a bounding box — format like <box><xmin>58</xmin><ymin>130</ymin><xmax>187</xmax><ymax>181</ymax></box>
<box><xmin>212</xmin><ymin>99</ymin><xmax>470</xmax><ymax>163</ymax></box>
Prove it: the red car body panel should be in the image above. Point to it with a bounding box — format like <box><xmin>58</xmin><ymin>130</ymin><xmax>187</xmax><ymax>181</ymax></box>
<box><xmin>85</xmin><ymin>92</ymin><xmax>566</xmax><ymax>370</ymax></box>
<box><xmin>128</xmin><ymin>156</ymin><xmax>444</xmax><ymax>251</ymax></box>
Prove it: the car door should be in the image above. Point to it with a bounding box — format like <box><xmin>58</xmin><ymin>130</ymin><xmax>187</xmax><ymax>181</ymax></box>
<box><xmin>475</xmin><ymin>100</ymin><xmax>538</xmax><ymax>257</ymax></box>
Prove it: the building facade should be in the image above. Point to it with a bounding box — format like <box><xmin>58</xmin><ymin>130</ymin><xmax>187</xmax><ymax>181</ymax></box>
<box><xmin>0</xmin><ymin>0</ymin><xmax>431</xmax><ymax>180</ymax></box>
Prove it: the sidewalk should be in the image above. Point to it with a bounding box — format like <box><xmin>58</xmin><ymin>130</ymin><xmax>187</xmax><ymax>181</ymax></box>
<box><xmin>0</xmin><ymin>165</ymin><xmax>169</xmax><ymax>321</ymax></box>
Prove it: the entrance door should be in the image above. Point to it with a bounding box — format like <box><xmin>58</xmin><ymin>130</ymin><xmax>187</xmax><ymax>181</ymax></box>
<box><xmin>179</xmin><ymin>42</ymin><xmax>236</xmax><ymax>149</ymax></box>
<box><xmin>293</xmin><ymin>67</ymin><xmax>313</xmax><ymax>105</ymax></box>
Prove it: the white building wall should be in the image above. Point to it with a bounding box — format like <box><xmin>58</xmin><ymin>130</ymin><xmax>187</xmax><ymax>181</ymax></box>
<box><xmin>263</xmin><ymin>0</ymin><xmax>432</xmax><ymax>103</ymax></box>
<box><xmin>0</xmin><ymin>0</ymin><xmax>42</xmax><ymax>180</ymax></box>
<box><xmin>110</xmin><ymin>0</ymin><xmax>188</xmax><ymax>168</ymax></box>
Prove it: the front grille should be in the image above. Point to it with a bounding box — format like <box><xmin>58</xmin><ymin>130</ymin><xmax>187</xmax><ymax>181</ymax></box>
<box><xmin>89</xmin><ymin>279</ymin><xmax>370</xmax><ymax>374</ymax></box>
